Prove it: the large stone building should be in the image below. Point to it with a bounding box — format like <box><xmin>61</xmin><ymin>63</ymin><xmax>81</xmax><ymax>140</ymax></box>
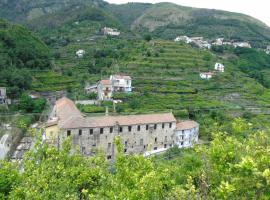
<box><xmin>45</xmin><ymin>97</ymin><xmax>199</xmax><ymax>159</ymax></box>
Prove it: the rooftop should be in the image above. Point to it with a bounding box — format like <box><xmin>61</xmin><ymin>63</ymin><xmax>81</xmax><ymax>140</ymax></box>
<box><xmin>48</xmin><ymin>97</ymin><xmax>176</xmax><ymax>129</ymax></box>
<box><xmin>176</xmin><ymin>120</ymin><xmax>199</xmax><ymax>130</ymax></box>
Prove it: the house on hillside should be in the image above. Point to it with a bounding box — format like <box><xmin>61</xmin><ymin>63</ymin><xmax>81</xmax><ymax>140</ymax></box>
<box><xmin>265</xmin><ymin>46</ymin><xmax>270</xmax><ymax>54</ymax></box>
<box><xmin>215</xmin><ymin>63</ymin><xmax>225</xmax><ymax>72</ymax></box>
<box><xmin>97</xmin><ymin>79</ymin><xmax>113</xmax><ymax>100</ymax></box>
<box><xmin>102</xmin><ymin>27</ymin><xmax>120</xmax><ymax>36</ymax></box>
<box><xmin>174</xmin><ymin>120</ymin><xmax>199</xmax><ymax>148</ymax></box>
<box><xmin>85</xmin><ymin>84</ymin><xmax>98</xmax><ymax>94</ymax></box>
<box><xmin>44</xmin><ymin>97</ymin><xmax>200</xmax><ymax>159</ymax></box>
<box><xmin>233</xmin><ymin>42</ymin><xmax>251</xmax><ymax>48</ymax></box>
<box><xmin>200</xmin><ymin>72</ymin><xmax>214</xmax><ymax>79</ymax></box>
<box><xmin>110</xmin><ymin>75</ymin><xmax>132</xmax><ymax>92</ymax></box>
<box><xmin>0</xmin><ymin>87</ymin><xmax>7</xmax><ymax>105</ymax></box>
<box><xmin>212</xmin><ymin>38</ymin><xmax>224</xmax><ymax>46</ymax></box>
<box><xmin>76</xmin><ymin>49</ymin><xmax>86</xmax><ymax>58</ymax></box>
<box><xmin>97</xmin><ymin>75</ymin><xmax>132</xmax><ymax>100</ymax></box>
<box><xmin>174</xmin><ymin>36</ymin><xmax>192</xmax><ymax>43</ymax></box>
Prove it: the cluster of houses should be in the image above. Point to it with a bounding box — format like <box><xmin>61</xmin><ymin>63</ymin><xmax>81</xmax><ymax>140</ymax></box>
<box><xmin>174</xmin><ymin>36</ymin><xmax>211</xmax><ymax>49</ymax></box>
<box><xmin>85</xmin><ymin>74</ymin><xmax>132</xmax><ymax>101</ymax></box>
<box><xmin>174</xmin><ymin>35</ymin><xmax>252</xmax><ymax>49</ymax></box>
<box><xmin>45</xmin><ymin>97</ymin><xmax>199</xmax><ymax>159</ymax></box>
<box><xmin>212</xmin><ymin>38</ymin><xmax>251</xmax><ymax>48</ymax></box>
<box><xmin>200</xmin><ymin>63</ymin><xmax>225</xmax><ymax>79</ymax></box>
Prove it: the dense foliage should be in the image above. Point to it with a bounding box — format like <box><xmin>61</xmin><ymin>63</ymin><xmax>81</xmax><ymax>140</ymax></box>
<box><xmin>0</xmin><ymin>20</ymin><xmax>51</xmax><ymax>97</ymax></box>
<box><xmin>0</xmin><ymin>120</ymin><xmax>269</xmax><ymax>199</ymax></box>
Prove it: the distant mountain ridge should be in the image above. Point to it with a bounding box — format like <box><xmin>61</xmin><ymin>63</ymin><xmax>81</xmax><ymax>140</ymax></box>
<box><xmin>1</xmin><ymin>0</ymin><xmax>270</xmax><ymax>47</ymax></box>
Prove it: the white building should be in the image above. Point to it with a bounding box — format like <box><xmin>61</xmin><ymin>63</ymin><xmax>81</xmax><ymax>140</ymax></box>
<box><xmin>212</xmin><ymin>38</ymin><xmax>224</xmax><ymax>46</ymax></box>
<box><xmin>76</xmin><ymin>49</ymin><xmax>86</xmax><ymax>58</ymax></box>
<box><xmin>265</xmin><ymin>46</ymin><xmax>270</xmax><ymax>54</ymax></box>
<box><xmin>174</xmin><ymin>36</ymin><xmax>192</xmax><ymax>43</ymax></box>
<box><xmin>97</xmin><ymin>75</ymin><xmax>132</xmax><ymax>100</ymax></box>
<box><xmin>0</xmin><ymin>87</ymin><xmax>7</xmax><ymax>105</ymax></box>
<box><xmin>97</xmin><ymin>80</ymin><xmax>113</xmax><ymax>101</ymax></box>
<box><xmin>200</xmin><ymin>72</ymin><xmax>214</xmax><ymax>79</ymax></box>
<box><xmin>174</xmin><ymin>120</ymin><xmax>199</xmax><ymax>148</ymax></box>
<box><xmin>233</xmin><ymin>42</ymin><xmax>251</xmax><ymax>48</ymax></box>
<box><xmin>85</xmin><ymin>84</ymin><xmax>98</xmax><ymax>94</ymax></box>
<box><xmin>110</xmin><ymin>75</ymin><xmax>132</xmax><ymax>92</ymax></box>
<box><xmin>102</xmin><ymin>27</ymin><xmax>120</xmax><ymax>36</ymax></box>
<box><xmin>0</xmin><ymin>134</ymin><xmax>12</xmax><ymax>159</ymax></box>
<box><xmin>215</xmin><ymin>63</ymin><xmax>225</xmax><ymax>72</ymax></box>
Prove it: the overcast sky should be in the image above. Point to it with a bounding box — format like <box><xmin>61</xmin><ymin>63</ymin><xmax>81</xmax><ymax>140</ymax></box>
<box><xmin>106</xmin><ymin>0</ymin><xmax>270</xmax><ymax>27</ymax></box>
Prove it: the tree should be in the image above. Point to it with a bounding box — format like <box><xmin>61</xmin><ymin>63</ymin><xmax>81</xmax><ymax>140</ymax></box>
<box><xmin>143</xmin><ymin>34</ymin><xmax>152</xmax><ymax>42</ymax></box>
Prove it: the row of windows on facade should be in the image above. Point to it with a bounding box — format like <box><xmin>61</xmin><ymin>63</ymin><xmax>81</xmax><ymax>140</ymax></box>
<box><xmin>66</xmin><ymin>123</ymin><xmax>173</xmax><ymax>137</ymax></box>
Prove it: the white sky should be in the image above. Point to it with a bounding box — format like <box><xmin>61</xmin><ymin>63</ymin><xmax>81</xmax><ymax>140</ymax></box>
<box><xmin>106</xmin><ymin>0</ymin><xmax>270</xmax><ymax>27</ymax></box>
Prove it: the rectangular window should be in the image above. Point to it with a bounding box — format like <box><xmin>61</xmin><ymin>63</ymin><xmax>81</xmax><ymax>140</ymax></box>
<box><xmin>146</xmin><ymin>125</ymin><xmax>149</xmax><ymax>130</ymax></box>
<box><xmin>154</xmin><ymin>147</ymin><xmax>157</xmax><ymax>150</ymax></box>
<box><xmin>89</xmin><ymin>129</ymin><xmax>93</xmax><ymax>135</ymax></box>
<box><xmin>137</xmin><ymin>125</ymin><xmax>140</xmax><ymax>131</ymax></box>
<box><xmin>125</xmin><ymin>141</ymin><xmax>128</xmax><ymax>147</ymax></box>
<box><xmin>107</xmin><ymin>155</ymin><xmax>112</xmax><ymax>160</ymax></box>
<box><xmin>154</xmin><ymin>124</ymin><xmax>157</xmax><ymax>129</ymax></box>
<box><xmin>100</xmin><ymin>128</ymin><xmax>103</xmax><ymax>134</ymax></box>
<box><xmin>165</xmin><ymin>136</ymin><xmax>167</xmax><ymax>142</ymax></box>
<box><xmin>140</xmin><ymin>138</ymin><xmax>143</xmax><ymax>145</ymax></box>
<box><xmin>164</xmin><ymin>144</ymin><xmax>167</xmax><ymax>148</ymax></box>
<box><xmin>79</xmin><ymin>129</ymin><xmax>82</xmax><ymax>136</ymax></box>
<box><xmin>124</xmin><ymin>149</ymin><xmax>127</xmax><ymax>153</ymax></box>
<box><xmin>110</xmin><ymin>127</ymin><xmax>113</xmax><ymax>133</ymax></box>
<box><xmin>128</xmin><ymin>126</ymin><xmax>132</xmax><ymax>132</ymax></box>
<box><xmin>169</xmin><ymin>123</ymin><xmax>172</xmax><ymax>128</ymax></box>
<box><xmin>162</xmin><ymin>123</ymin><xmax>165</xmax><ymax>129</ymax></box>
<box><xmin>119</xmin><ymin>127</ymin><xmax>123</xmax><ymax>132</ymax></box>
<box><xmin>155</xmin><ymin>137</ymin><xmax>157</xmax><ymax>143</ymax></box>
<box><xmin>67</xmin><ymin>130</ymin><xmax>71</xmax><ymax>137</ymax></box>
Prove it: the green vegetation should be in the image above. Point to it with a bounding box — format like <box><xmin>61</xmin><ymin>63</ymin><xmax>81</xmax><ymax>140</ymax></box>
<box><xmin>0</xmin><ymin>120</ymin><xmax>269</xmax><ymax>199</ymax></box>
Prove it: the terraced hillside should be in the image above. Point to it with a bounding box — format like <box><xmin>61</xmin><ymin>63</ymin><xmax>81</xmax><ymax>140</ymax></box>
<box><xmin>114</xmin><ymin>40</ymin><xmax>270</xmax><ymax>112</ymax></box>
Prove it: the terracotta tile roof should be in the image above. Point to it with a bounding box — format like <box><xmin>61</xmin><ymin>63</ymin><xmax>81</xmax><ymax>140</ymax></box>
<box><xmin>176</xmin><ymin>120</ymin><xmax>199</xmax><ymax>130</ymax></box>
<box><xmin>100</xmin><ymin>79</ymin><xmax>111</xmax><ymax>85</ymax></box>
<box><xmin>60</xmin><ymin>113</ymin><xmax>176</xmax><ymax>129</ymax></box>
<box><xmin>48</xmin><ymin>97</ymin><xmax>176</xmax><ymax>129</ymax></box>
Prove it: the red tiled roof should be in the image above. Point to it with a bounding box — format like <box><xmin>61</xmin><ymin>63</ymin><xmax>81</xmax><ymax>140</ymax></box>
<box><xmin>176</xmin><ymin>120</ymin><xmax>199</xmax><ymax>130</ymax></box>
<box><xmin>100</xmin><ymin>79</ymin><xmax>111</xmax><ymax>85</ymax></box>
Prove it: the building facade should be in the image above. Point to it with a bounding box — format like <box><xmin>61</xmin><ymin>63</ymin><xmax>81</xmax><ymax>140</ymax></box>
<box><xmin>215</xmin><ymin>63</ymin><xmax>225</xmax><ymax>72</ymax></box>
<box><xmin>0</xmin><ymin>87</ymin><xmax>7</xmax><ymax>104</ymax></box>
<box><xmin>97</xmin><ymin>75</ymin><xmax>132</xmax><ymax>100</ymax></box>
<box><xmin>45</xmin><ymin>98</ymin><xmax>199</xmax><ymax>159</ymax></box>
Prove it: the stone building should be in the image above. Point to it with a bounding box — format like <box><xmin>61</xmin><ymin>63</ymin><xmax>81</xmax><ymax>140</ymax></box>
<box><xmin>45</xmin><ymin>97</ymin><xmax>199</xmax><ymax>159</ymax></box>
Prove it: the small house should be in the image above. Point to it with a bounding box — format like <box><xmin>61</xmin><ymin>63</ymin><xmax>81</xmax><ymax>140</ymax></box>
<box><xmin>110</xmin><ymin>74</ymin><xmax>132</xmax><ymax>92</ymax></box>
<box><xmin>174</xmin><ymin>36</ymin><xmax>192</xmax><ymax>43</ymax></box>
<box><xmin>215</xmin><ymin>63</ymin><xmax>225</xmax><ymax>72</ymax></box>
<box><xmin>200</xmin><ymin>72</ymin><xmax>214</xmax><ymax>79</ymax></box>
<box><xmin>233</xmin><ymin>42</ymin><xmax>251</xmax><ymax>48</ymax></box>
<box><xmin>97</xmin><ymin>80</ymin><xmax>113</xmax><ymax>100</ymax></box>
<box><xmin>76</xmin><ymin>49</ymin><xmax>86</xmax><ymax>58</ymax></box>
<box><xmin>102</xmin><ymin>27</ymin><xmax>120</xmax><ymax>36</ymax></box>
<box><xmin>85</xmin><ymin>84</ymin><xmax>98</xmax><ymax>94</ymax></box>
